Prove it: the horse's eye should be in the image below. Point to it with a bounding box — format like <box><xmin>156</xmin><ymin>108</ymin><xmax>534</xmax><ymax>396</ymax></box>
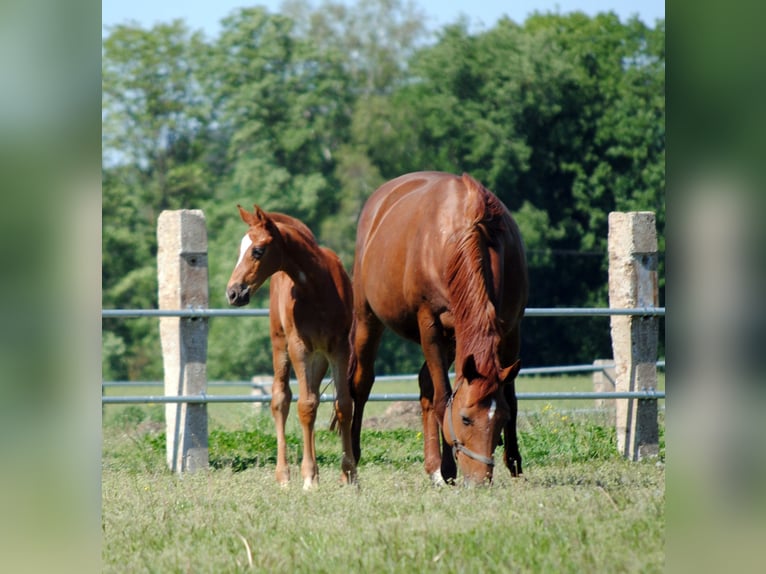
<box><xmin>252</xmin><ymin>246</ymin><xmax>265</xmax><ymax>260</ymax></box>
<box><xmin>461</xmin><ymin>415</ymin><xmax>472</xmax><ymax>427</ymax></box>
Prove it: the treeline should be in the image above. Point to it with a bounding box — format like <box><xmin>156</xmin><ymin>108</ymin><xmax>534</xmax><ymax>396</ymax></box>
<box><xmin>102</xmin><ymin>0</ymin><xmax>665</xmax><ymax>381</ymax></box>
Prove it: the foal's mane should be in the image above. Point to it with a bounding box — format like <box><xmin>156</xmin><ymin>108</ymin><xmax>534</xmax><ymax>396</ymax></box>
<box><xmin>446</xmin><ymin>174</ymin><xmax>507</xmax><ymax>399</ymax></box>
<box><xmin>267</xmin><ymin>212</ymin><xmax>319</xmax><ymax>248</ymax></box>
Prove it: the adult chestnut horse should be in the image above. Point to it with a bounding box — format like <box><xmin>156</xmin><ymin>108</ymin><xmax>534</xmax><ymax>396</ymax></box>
<box><xmin>226</xmin><ymin>205</ymin><xmax>356</xmax><ymax>489</ymax></box>
<box><xmin>349</xmin><ymin>172</ymin><xmax>528</xmax><ymax>485</ymax></box>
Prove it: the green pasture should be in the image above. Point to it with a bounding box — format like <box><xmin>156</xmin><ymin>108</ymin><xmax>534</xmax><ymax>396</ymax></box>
<box><xmin>102</xmin><ymin>374</ymin><xmax>664</xmax><ymax>573</ymax></box>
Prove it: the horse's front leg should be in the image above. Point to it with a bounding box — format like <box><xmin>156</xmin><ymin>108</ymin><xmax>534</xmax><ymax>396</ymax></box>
<box><xmin>417</xmin><ymin>309</ymin><xmax>456</xmax><ymax>485</ymax></box>
<box><xmin>270</xmin><ymin>328</ymin><xmax>292</xmax><ymax>486</ymax></box>
<box><xmin>500</xmin><ymin>329</ymin><xmax>523</xmax><ymax>477</ymax></box>
<box><xmin>503</xmin><ymin>382</ymin><xmax>523</xmax><ymax>477</ymax></box>
<box><xmin>418</xmin><ymin>363</ymin><xmax>448</xmax><ymax>485</ymax></box>
<box><xmin>292</xmin><ymin>346</ymin><xmax>327</xmax><ymax>490</ymax></box>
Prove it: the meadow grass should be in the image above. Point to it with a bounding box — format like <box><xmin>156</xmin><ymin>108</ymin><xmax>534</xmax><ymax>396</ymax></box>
<box><xmin>102</xmin><ymin>378</ymin><xmax>665</xmax><ymax>573</ymax></box>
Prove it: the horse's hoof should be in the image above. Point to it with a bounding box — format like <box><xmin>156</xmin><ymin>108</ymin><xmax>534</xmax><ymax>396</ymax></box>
<box><xmin>430</xmin><ymin>471</ymin><xmax>446</xmax><ymax>487</ymax></box>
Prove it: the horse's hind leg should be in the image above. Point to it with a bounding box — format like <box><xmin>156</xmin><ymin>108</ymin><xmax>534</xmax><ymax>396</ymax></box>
<box><xmin>349</xmin><ymin>307</ymin><xmax>384</xmax><ymax>463</ymax></box>
<box><xmin>271</xmin><ymin>328</ymin><xmax>292</xmax><ymax>486</ymax></box>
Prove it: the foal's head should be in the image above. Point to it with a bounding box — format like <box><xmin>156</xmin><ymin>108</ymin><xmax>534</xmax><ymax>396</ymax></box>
<box><xmin>226</xmin><ymin>204</ymin><xmax>283</xmax><ymax>306</ymax></box>
<box><xmin>443</xmin><ymin>355</ymin><xmax>521</xmax><ymax>485</ymax></box>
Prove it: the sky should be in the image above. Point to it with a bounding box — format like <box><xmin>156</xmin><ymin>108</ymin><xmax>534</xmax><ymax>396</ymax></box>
<box><xmin>102</xmin><ymin>0</ymin><xmax>665</xmax><ymax>39</ymax></box>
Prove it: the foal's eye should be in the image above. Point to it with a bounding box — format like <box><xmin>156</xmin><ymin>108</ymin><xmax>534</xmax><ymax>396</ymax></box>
<box><xmin>251</xmin><ymin>246</ymin><xmax>265</xmax><ymax>260</ymax></box>
<box><xmin>461</xmin><ymin>415</ymin><xmax>472</xmax><ymax>427</ymax></box>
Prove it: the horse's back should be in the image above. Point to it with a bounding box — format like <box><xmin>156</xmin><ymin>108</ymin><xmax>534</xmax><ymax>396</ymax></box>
<box><xmin>354</xmin><ymin>171</ymin><xmax>526</xmax><ymax>337</ymax></box>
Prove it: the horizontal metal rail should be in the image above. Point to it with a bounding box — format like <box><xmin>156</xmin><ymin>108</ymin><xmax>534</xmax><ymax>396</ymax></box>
<box><xmin>101</xmin><ymin>361</ymin><xmax>665</xmax><ymax>389</ymax></box>
<box><xmin>102</xmin><ymin>390</ymin><xmax>665</xmax><ymax>405</ymax></box>
<box><xmin>102</xmin><ymin>307</ymin><xmax>665</xmax><ymax>319</ymax></box>
<box><xmin>101</xmin><ymin>308</ymin><xmax>665</xmax><ymax>407</ymax></box>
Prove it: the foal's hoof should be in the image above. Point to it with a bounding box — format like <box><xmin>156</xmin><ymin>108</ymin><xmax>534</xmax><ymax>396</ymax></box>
<box><xmin>275</xmin><ymin>468</ymin><xmax>290</xmax><ymax>487</ymax></box>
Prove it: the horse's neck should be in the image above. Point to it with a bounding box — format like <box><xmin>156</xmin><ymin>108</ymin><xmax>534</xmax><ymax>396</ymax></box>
<box><xmin>276</xmin><ymin>223</ymin><xmax>324</xmax><ymax>286</ymax></box>
<box><xmin>449</xmin><ymin>227</ymin><xmax>500</xmax><ymax>374</ymax></box>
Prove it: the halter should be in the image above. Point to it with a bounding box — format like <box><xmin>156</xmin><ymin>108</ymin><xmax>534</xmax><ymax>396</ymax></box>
<box><xmin>445</xmin><ymin>380</ymin><xmax>495</xmax><ymax>467</ymax></box>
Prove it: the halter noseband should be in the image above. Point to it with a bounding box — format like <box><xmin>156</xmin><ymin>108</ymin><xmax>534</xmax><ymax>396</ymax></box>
<box><xmin>445</xmin><ymin>380</ymin><xmax>495</xmax><ymax>467</ymax></box>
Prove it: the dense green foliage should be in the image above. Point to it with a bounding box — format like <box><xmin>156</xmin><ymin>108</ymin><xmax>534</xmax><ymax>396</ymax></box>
<box><xmin>102</xmin><ymin>1</ymin><xmax>665</xmax><ymax>381</ymax></box>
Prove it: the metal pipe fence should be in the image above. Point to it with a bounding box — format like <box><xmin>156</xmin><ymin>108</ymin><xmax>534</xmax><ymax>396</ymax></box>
<box><xmin>102</xmin><ymin>361</ymin><xmax>665</xmax><ymax>405</ymax></box>
<box><xmin>102</xmin><ymin>307</ymin><xmax>665</xmax><ymax>319</ymax></box>
<box><xmin>102</xmin><ymin>307</ymin><xmax>665</xmax><ymax>406</ymax></box>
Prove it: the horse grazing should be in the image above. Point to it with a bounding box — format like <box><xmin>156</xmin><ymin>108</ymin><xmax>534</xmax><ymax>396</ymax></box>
<box><xmin>348</xmin><ymin>172</ymin><xmax>528</xmax><ymax>485</ymax></box>
<box><xmin>226</xmin><ymin>205</ymin><xmax>356</xmax><ymax>489</ymax></box>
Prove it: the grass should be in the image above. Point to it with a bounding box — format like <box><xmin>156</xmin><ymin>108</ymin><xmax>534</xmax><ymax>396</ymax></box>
<box><xmin>102</xmin><ymin>378</ymin><xmax>665</xmax><ymax>573</ymax></box>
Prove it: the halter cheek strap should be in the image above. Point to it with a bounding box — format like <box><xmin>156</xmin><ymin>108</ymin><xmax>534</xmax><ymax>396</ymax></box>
<box><xmin>445</xmin><ymin>381</ymin><xmax>495</xmax><ymax>467</ymax></box>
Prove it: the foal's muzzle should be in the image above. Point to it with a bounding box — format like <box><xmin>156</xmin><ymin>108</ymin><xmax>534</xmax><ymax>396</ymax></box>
<box><xmin>226</xmin><ymin>284</ymin><xmax>250</xmax><ymax>306</ymax></box>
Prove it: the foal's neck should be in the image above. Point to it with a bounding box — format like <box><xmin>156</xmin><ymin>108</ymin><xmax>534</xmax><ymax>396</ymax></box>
<box><xmin>276</xmin><ymin>222</ymin><xmax>325</xmax><ymax>287</ymax></box>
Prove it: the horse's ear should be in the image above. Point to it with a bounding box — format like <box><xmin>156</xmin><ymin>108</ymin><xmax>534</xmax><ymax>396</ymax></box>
<box><xmin>461</xmin><ymin>354</ymin><xmax>483</xmax><ymax>385</ymax></box>
<box><xmin>499</xmin><ymin>359</ymin><xmax>521</xmax><ymax>385</ymax></box>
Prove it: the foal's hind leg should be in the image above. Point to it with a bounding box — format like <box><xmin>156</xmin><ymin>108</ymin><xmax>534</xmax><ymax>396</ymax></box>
<box><xmin>271</xmin><ymin>328</ymin><xmax>293</xmax><ymax>486</ymax></box>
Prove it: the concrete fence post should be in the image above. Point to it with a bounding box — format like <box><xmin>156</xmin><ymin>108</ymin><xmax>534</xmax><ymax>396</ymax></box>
<box><xmin>157</xmin><ymin>210</ymin><xmax>209</xmax><ymax>473</ymax></box>
<box><xmin>608</xmin><ymin>211</ymin><xmax>660</xmax><ymax>460</ymax></box>
<box><xmin>592</xmin><ymin>359</ymin><xmax>616</xmax><ymax>411</ymax></box>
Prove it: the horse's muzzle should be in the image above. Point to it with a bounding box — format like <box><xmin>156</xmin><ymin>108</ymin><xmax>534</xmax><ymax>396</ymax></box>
<box><xmin>226</xmin><ymin>285</ymin><xmax>250</xmax><ymax>306</ymax></box>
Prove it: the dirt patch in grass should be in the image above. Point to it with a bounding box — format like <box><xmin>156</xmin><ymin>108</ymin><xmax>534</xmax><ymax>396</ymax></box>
<box><xmin>362</xmin><ymin>401</ymin><xmax>422</xmax><ymax>430</ymax></box>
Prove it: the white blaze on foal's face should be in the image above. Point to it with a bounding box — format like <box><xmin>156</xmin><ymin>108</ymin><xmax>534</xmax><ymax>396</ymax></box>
<box><xmin>237</xmin><ymin>234</ymin><xmax>253</xmax><ymax>267</ymax></box>
<box><xmin>488</xmin><ymin>399</ymin><xmax>497</xmax><ymax>422</ymax></box>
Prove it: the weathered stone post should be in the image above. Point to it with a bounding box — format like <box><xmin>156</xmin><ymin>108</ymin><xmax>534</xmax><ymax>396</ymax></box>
<box><xmin>608</xmin><ymin>211</ymin><xmax>660</xmax><ymax>460</ymax></box>
<box><xmin>592</xmin><ymin>359</ymin><xmax>616</xmax><ymax>411</ymax></box>
<box><xmin>157</xmin><ymin>210</ymin><xmax>209</xmax><ymax>472</ymax></box>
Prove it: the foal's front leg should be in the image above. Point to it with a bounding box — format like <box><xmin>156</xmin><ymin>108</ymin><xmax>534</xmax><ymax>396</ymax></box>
<box><xmin>271</xmin><ymin>330</ymin><xmax>292</xmax><ymax>486</ymax></box>
<box><xmin>292</xmin><ymin>347</ymin><xmax>327</xmax><ymax>490</ymax></box>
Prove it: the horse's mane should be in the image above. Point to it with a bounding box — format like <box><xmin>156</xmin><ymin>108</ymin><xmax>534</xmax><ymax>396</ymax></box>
<box><xmin>446</xmin><ymin>174</ymin><xmax>507</xmax><ymax>400</ymax></box>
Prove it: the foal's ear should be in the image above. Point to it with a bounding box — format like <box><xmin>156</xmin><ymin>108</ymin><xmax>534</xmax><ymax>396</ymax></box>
<box><xmin>252</xmin><ymin>204</ymin><xmax>268</xmax><ymax>223</ymax></box>
<box><xmin>461</xmin><ymin>354</ymin><xmax>483</xmax><ymax>385</ymax></box>
<box><xmin>237</xmin><ymin>204</ymin><xmax>257</xmax><ymax>225</ymax></box>
<box><xmin>237</xmin><ymin>204</ymin><xmax>268</xmax><ymax>226</ymax></box>
<box><xmin>499</xmin><ymin>359</ymin><xmax>521</xmax><ymax>385</ymax></box>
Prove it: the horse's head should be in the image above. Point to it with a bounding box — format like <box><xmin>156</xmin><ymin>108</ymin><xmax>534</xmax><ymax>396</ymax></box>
<box><xmin>443</xmin><ymin>355</ymin><xmax>521</xmax><ymax>485</ymax></box>
<box><xmin>226</xmin><ymin>204</ymin><xmax>283</xmax><ymax>306</ymax></box>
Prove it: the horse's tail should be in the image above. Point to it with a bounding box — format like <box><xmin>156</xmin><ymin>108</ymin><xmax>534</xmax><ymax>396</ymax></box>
<box><xmin>346</xmin><ymin>315</ymin><xmax>359</xmax><ymax>403</ymax></box>
<box><xmin>328</xmin><ymin>315</ymin><xmax>359</xmax><ymax>433</ymax></box>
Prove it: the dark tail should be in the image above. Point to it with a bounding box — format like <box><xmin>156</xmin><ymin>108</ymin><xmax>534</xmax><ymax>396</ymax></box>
<box><xmin>328</xmin><ymin>316</ymin><xmax>359</xmax><ymax>433</ymax></box>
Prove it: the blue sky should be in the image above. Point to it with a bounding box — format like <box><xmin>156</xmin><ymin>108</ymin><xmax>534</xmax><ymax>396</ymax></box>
<box><xmin>102</xmin><ymin>1</ymin><xmax>665</xmax><ymax>38</ymax></box>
